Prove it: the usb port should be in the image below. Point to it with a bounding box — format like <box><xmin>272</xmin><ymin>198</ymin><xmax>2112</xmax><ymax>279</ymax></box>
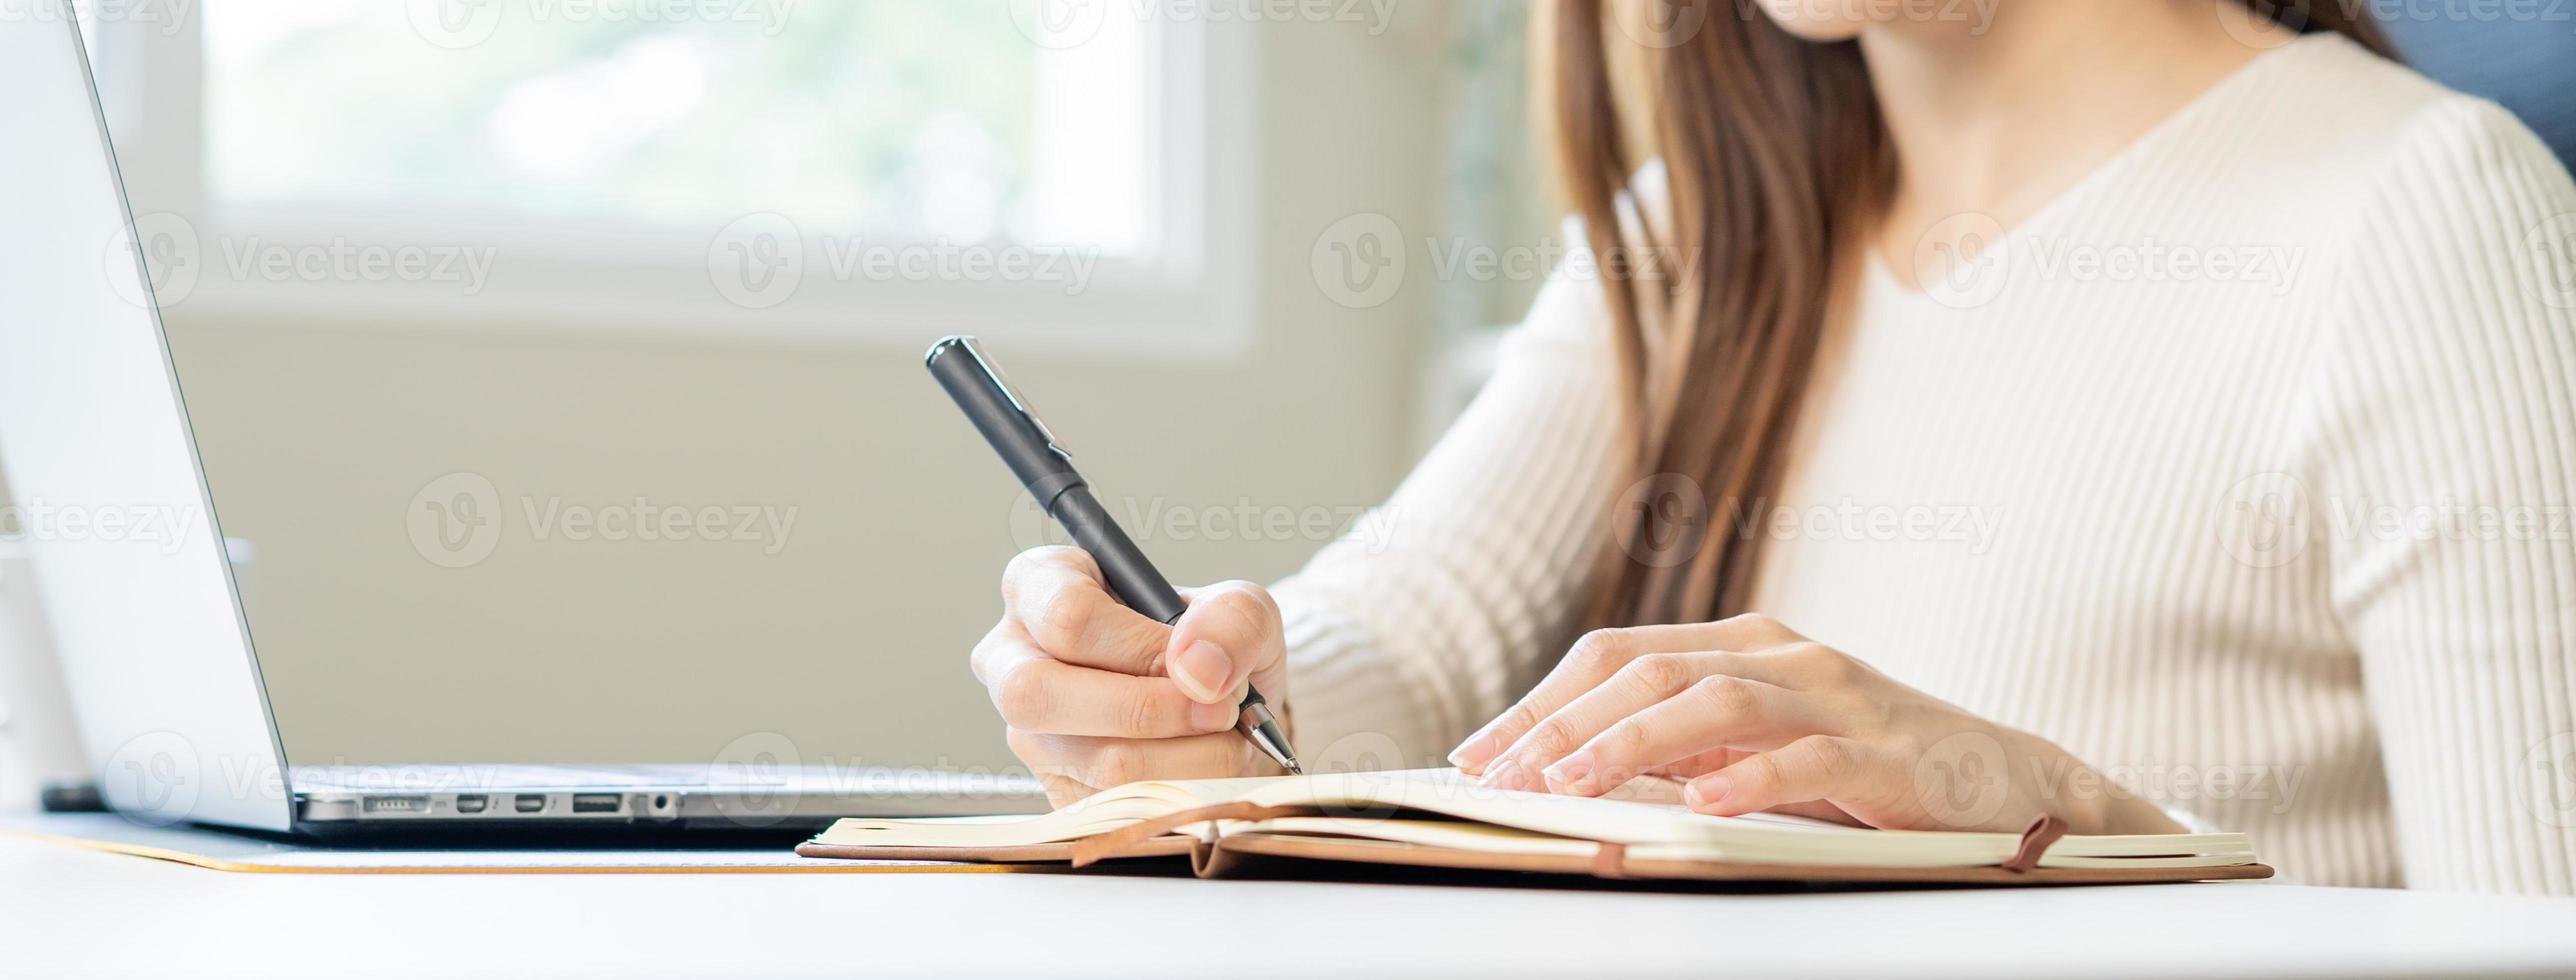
<box><xmin>363</xmin><ymin>796</ymin><xmax>426</xmax><ymax>814</ymax></box>
<box><xmin>571</xmin><ymin>793</ymin><xmax>621</xmax><ymax>814</ymax></box>
<box><xmin>513</xmin><ymin>794</ymin><xmax>547</xmax><ymax>813</ymax></box>
<box><xmin>453</xmin><ymin>794</ymin><xmax>488</xmax><ymax>814</ymax></box>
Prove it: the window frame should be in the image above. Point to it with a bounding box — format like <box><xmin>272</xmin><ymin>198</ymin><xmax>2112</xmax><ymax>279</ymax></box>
<box><xmin>86</xmin><ymin>8</ymin><xmax>1258</xmax><ymax>358</ymax></box>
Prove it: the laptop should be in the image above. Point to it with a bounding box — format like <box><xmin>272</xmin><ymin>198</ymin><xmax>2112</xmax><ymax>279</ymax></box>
<box><xmin>0</xmin><ymin>6</ymin><xmax>1043</xmax><ymax>836</ymax></box>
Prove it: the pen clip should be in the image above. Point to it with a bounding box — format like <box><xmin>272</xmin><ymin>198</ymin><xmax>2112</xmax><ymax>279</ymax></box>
<box><xmin>959</xmin><ymin>336</ymin><xmax>1071</xmax><ymax>461</ymax></box>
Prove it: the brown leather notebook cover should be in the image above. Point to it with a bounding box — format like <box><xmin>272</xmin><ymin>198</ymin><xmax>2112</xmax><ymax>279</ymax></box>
<box><xmin>796</xmin><ymin>802</ymin><xmax>2275</xmax><ymax>887</ymax></box>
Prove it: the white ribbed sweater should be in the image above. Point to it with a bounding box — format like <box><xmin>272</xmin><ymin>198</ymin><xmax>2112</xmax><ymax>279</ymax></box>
<box><xmin>1273</xmin><ymin>35</ymin><xmax>2576</xmax><ymax>893</ymax></box>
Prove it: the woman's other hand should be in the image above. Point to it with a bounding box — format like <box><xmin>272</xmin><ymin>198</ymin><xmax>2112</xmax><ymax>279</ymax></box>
<box><xmin>1447</xmin><ymin>615</ymin><xmax>2181</xmax><ymax>836</ymax></box>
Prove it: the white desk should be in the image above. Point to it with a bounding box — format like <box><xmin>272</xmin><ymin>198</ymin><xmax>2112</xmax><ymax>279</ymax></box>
<box><xmin>7</xmin><ymin>832</ymin><xmax>2575</xmax><ymax>979</ymax></box>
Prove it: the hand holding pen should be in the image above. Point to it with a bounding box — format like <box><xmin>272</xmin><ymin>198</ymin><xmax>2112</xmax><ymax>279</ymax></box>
<box><xmin>930</xmin><ymin>337</ymin><xmax>1303</xmax><ymax>806</ymax></box>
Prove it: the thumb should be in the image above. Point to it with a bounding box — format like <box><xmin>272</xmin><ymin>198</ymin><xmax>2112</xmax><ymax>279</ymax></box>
<box><xmin>1166</xmin><ymin>580</ymin><xmax>1285</xmax><ymax>705</ymax></box>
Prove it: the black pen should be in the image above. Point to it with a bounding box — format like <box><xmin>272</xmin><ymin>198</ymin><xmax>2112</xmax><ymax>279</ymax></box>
<box><xmin>926</xmin><ymin>335</ymin><xmax>1303</xmax><ymax>775</ymax></box>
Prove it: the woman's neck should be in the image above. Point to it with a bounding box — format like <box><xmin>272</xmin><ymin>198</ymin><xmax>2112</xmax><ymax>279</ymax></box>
<box><xmin>1862</xmin><ymin>1</ymin><xmax>2294</xmax><ymax>280</ymax></box>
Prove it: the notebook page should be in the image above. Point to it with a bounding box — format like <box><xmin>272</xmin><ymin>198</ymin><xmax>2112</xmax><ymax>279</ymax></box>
<box><xmin>812</xmin><ymin>773</ymin><xmax>1302</xmax><ymax>848</ymax></box>
<box><xmin>1239</xmin><ymin>768</ymin><xmax>1881</xmax><ymax>847</ymax></box>
<box><xmin>1242</xmin><ymin>772</ymin><xmax>2257</xmax><ymax>868</ymax></box>
<box><xmin>1241</xmin><ymin>816</ymin><xmax>1603</xmax><ymax>857</ymax></box>
<box><xmin>818</xmin><ymin>767</ymin><xmax>2255</xmax><ymax>868</ymax></box>
<box><xmin>815</xmin><ymin>768</ymin><xmax>1863</xmax><ymax>852</ymax></box>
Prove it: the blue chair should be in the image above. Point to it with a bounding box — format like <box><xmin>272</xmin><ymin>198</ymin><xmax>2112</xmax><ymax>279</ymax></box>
<box><xmin>2376</xmin><ymin>15</ymin><xmax>2576</xmax><ymax>169</ymax></box>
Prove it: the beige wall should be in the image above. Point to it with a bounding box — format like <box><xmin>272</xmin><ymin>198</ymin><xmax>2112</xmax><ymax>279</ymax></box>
<box><xmin>153</xmin><ymin>19</ymin><xmax>1451</xmax><ymax>770</ymax></box>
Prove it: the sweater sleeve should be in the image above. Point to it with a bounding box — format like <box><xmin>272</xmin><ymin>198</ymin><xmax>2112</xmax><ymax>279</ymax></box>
<box><xmin>2310</xmin><ymin>98</ymin><xmax>2576</xmax><ymax>895</ymax></box>
<box><xmin>1270</xmin><ymin>230</ymin><xmax>1631</xmax><ymax>771</ymax></box>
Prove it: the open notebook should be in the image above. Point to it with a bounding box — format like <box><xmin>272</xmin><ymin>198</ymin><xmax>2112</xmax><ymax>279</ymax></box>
<box><xmin>798</xmin><ymin>768</ymin><xmax>2269</xmax><ymax>885</ymax></box>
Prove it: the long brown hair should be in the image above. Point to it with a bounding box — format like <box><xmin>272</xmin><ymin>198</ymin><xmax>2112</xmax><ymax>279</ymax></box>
<box><xmin>1544</xmin><ymin>0</ymin><xmax>2394</xmax><ymax>629</ymax></box>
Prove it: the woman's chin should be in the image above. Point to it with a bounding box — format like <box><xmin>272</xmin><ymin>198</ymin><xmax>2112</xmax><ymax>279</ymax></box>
<box><xmin>1747</xmin><ymin>1</ymin><xmax>1874</xmax><ymax>42</ymax></box>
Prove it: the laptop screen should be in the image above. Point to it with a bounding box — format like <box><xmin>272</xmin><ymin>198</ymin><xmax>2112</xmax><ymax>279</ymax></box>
<box><xmin>0</xmin><ymin>7</ymin><xmax>291</xmax><ymax>831</ymax></box>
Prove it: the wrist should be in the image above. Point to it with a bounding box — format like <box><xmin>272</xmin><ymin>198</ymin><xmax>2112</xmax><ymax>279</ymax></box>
<box><xmin>2011</xmin><ymin>732</ymin><xmax>2184</xmax><ymax>836</ymax></box>
<box><xmin>2094</xmin><ymin>793</ymin><xmax>2188</xmax><ymax>836</ymax></box>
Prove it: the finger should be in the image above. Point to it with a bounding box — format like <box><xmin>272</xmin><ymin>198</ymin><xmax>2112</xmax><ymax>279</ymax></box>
<box><xmin>1450</xmin><ymin>627</ymin><xmax>1792</xmax><ymax>775</ymax></box>
<box><xmin>1622</xmin><ymin>614</ymin><xmax>1807</xmax><ymax>652</ymax></box>
<box><xmin>1011</xmin><ymin>731</ymin><xmax>1252</xmax><ymax>793</ymax></box>
<box><xmin>1037</xmin><ymin>778</ymin><xmax>1093</xmax><ymax>809</ymax></box>
<box><xmin>1165</xmin><ymin>581</ymin><xmax>1284</xmax><ymax>705</ymax></box>
<box><xmin>1645</xmin><ymin>747</ymin><xmax>1751</xmax><ymax>780</ymax></box>
<box><xmin>1539</xmin><ymin>675</ymin><xmax>1828</xmax><ymax>796</ymax></box>
<box><xmin>1004</xmin><ymin>547</ymin><xmax>1168</xmax><ymax>675</ymax></box>
<box><xmin>1683</xmin><ymin>734</ymin><xmax>1886</xmax><ymax>820</ymax></box>
<box><xmin>1445</xmin><ymin>629</ymin><xmax>1643</xmax><ymax>775</ymax></box>
<box><xmin>968</xmin><ymin>618</ymin><xmax>1020</xmax><ymax>688</ymax></box>
<box><xmin>984</xmin><ymin>644</ymin><xmax>1237</xmax><ymax>738</ymax></box>
<box><xmin>1636</xmin><ymin>756</ymin><xmax>1860</xmax><ymax>830</ymax></box>
<box><xmin>1005</xmin><ymin>728</ymin><xmax>1105</xmax><ymax>808</ymax></box>
<box><xmin>1483</xmin><ymin>653</ymin><xmax>1775</xmax><ymax>791</ymax></box>
<box><xmin>1763</xmin><ymin>800</ymin><xmax>1869</xmax><ymax>825</ymax></box>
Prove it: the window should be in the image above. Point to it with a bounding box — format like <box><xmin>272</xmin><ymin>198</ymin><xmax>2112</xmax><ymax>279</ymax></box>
<box><xmin>89</xmin><ymin>1</ymin><xmax>1252</xmax><ymax>351</ymax></box>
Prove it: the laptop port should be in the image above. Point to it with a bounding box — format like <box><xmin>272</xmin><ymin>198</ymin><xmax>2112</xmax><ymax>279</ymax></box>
<box><xmin>513</xmin><ymin>794</ymin><xmax>547</xmax><ymax>813</ymax></box>
<box><xmin>362</xmin><ymin>796</ymin><xmax>427</xmax><ymax>815</ymax></box>
<box><xmin>454</xmin><ymin>794</ymin><xmax>488</xmax><ymax>814</ymax></box>
<box><xmin>571</xmin><ymin>793</ymin><xmax>621</xmax><ymax>814</ymax></box>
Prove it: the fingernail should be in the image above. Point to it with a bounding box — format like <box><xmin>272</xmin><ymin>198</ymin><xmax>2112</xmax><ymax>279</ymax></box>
<box><xmin>1542</xmin><ymin>750</ymin><xmax>1597</xmax><ymax>795</ymax></box>
<box><xmin>1171</xmin><ymin>641</ymin><xmax>1232</xmax><ymax>703</ymax></box>
<box><xmin>1685</xmin><ymin>776</ymin><xmax>1731</xmax><ymax>809</ymax></box>
<box><xmin>1447</xmin><ymin>727</ymin><xmax>1501</xmax><ymax>771</ymax></box>
<box><xmin>1480</xmin><ymin>757</ymin><xmax>1533</xmax><ymax>791</ymax></box>
<box><xmin>1190</xmin><ymin>700</ymin><xmax>1235</xmax><ymax>732</ymax></box>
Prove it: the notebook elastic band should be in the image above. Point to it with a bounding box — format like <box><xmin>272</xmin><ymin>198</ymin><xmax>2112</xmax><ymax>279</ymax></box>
<box><xmin>2003</xmin><ymin>813</ymin><xmax>2070</xmax><ymax>873</ymax></box>
<box><xmin>1068</xmin><ymin>803</ymin><xmax>1315</xmax><ymax>868</ymax></box>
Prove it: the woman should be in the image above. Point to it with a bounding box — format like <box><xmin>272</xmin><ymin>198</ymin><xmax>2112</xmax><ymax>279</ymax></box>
<box><xmin>968</xmin><ymin>0</ymin><xmax>2576</xmax><ymax>893</ymax></box>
